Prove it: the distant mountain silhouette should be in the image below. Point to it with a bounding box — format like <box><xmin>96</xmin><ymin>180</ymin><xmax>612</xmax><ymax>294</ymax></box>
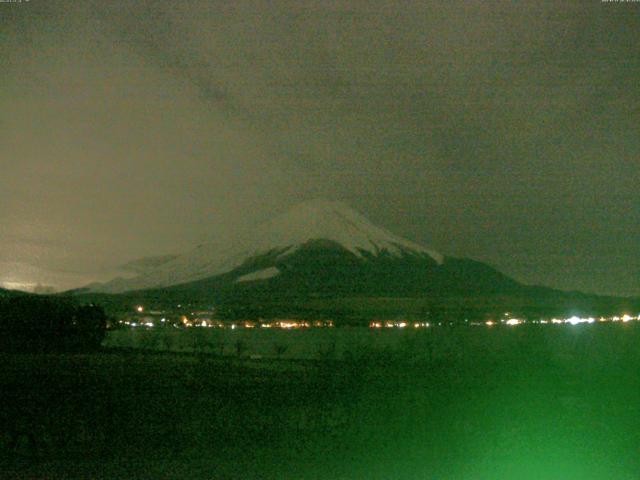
<box><xmin>73</xmin><ymin>201</ymin><xmax>640</xmax><ymax>322</ymax></box>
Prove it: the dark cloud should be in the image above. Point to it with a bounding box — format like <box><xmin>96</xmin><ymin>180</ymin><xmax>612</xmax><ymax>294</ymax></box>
<box><xmin>1</xmin><ymin>0</ymin><xmax>638</xmax><ymax>295</ymax></box>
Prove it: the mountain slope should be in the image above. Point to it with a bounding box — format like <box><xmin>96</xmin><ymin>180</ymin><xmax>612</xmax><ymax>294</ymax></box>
<box><xmin>85</xmin><ymin>243</ymin><xmax>639</xmax><ymax>322</ymax></box>
<box><xmin>159</xmin><ymin>241</ymin><xmax>521</xmax><ymax>299</ymax></box>
<box><xmin>73</xmin><ymin>199</ymin><xmax>640</xmax><ymax>320</ymax></box>
<box><xmin>88</xmin><ymin>199</ymin><xmax>443</xmax><ymax>294</ymax></box>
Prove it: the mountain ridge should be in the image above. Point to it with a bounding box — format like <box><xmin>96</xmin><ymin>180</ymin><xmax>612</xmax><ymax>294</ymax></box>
<box><xmin>87</xmin><ymin>199</ymin><xmax>443</xmax><ymax>293</ymax></box>
<box><xmin>72</xmin><ymin>200</ymin><xmax>640</xmax><ymax>321</ymax></box>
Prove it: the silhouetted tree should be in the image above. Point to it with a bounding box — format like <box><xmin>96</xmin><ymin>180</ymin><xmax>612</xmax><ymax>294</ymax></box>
<box><xmin>74</xmin><ymin>304</ymin><xmax>108</xmax><ymax>350</ymax></box>
<box><xmin>0</xmin><ymin>296</ymin><xmax>107</xmax><ymax>352</ymax></box>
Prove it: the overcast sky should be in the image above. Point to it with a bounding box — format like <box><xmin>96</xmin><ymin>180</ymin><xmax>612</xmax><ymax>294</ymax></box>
<box><xmin>1</xmin><ymin>0</ymin><xmax>638</xmax><ymax>296</ymax></box>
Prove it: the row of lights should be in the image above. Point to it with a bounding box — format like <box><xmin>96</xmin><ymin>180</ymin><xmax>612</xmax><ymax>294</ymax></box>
<box><xmin>133</xmin><ymin>307</ymin><xmax>335</xmax><ymax>330</ymax></box>
<box><xmin>367</xmin><ymin>314</ymin><xmax>640</xmax><ymax>329</ymax></box>
<box><xmin>490</xmin><ymin>314</ymin><xmax>640</xmax><ymax>327</ymax></box>
<box><xmin>369</xmin><ymin>321</ymin><xmax>431</xmax><ymax>329</ymax></box>
<box><xmin>132</xmin><ymin>307</ymin><xmax>639</xmax><ymax>330</ymax></box>
<box><xmin>179</xmin><ymin>318</ymin><xmax>335</xmax><ymax>329</ymax></box>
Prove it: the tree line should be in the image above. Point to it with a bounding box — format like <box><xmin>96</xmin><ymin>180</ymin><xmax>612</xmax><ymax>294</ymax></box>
<box><xmin>0</xmin><ymin>295</ymin><xmax>107</xmax><ymax>353</ymax></box>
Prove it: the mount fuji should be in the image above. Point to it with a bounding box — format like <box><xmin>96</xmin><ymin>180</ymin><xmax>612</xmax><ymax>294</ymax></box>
<box><xmin>76</xmin><ymin>200</ymin><xmax>639</xmax><ymax>320</ymax></box>
<box><xmin>87</xmin><ymin>199</ymin><xmax>444</xmax><ymax>294</ymax></box>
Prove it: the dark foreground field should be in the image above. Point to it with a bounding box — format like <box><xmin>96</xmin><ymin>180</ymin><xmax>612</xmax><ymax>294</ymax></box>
<box><xmin>1</xmin><ymin>324</ymin><xmax>640</xmax><ymax>480</ymax></box>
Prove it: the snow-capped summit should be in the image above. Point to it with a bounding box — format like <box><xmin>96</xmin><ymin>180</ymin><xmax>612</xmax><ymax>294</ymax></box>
<box><xmin>87</xmin><ymin>199</ymin><xmax>442</xmax><ymax>293</ymax></box>
<box><xmin>252</xmin><ymin>199</ymin><xmax>442</xmax><ymax>262</ymax></box>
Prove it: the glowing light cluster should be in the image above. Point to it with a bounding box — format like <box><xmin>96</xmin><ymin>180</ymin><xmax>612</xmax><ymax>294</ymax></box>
<box><xmin>564</xmin><ymin>316</ymin><xmax>595</xmax><ymax>325</ymax></box>
<box><xmin>256</xmin><ymin>320</ymin><xmax>334</xmax><ymax>329</ymax></box>
<box><xmin>369</xmin><ymin>320</ymin><xmax>430</xmax><ymax>329</ymax></box>
<box><xmin>175</xmin><ymin>319</ymin><xmax>338</xmax><ymax>330</ymax></box>
<box><xmin>493</xmin><ymin>313</ymin><xmax>639</xmax><ymax>327</ymax></box>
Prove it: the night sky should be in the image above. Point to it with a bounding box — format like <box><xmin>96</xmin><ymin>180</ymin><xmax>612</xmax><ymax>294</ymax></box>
<box><xmin>1</xmin><ymin>1</ymin><xmax>638</xmax><ymax>296</ymax></box>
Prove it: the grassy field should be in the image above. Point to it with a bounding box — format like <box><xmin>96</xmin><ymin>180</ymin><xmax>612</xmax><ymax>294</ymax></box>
<box><xmin>2</xmin><ymin>323</ymin><xmax>640</xmax><ymax>479</ymax></box>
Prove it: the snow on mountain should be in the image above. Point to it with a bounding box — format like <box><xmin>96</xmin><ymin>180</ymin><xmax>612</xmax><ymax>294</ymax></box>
<box><xmin>88</xmin><ymin>199</ymin><xmax>442</xmax><ymax>293</ymax></box>
<box><xmin>235</xmin><ymin>267</ymin><xmax>281</xmax><ymax>283</ymax></box>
